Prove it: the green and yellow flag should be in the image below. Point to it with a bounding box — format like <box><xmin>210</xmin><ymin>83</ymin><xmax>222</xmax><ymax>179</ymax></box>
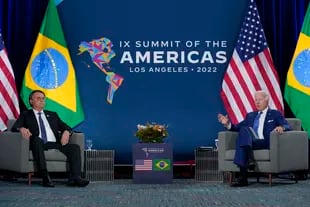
<box><xmin>21</xmin><ymin>0</ymin><xmax>84</xmax><ymax>127</ymax></box>
<box><xmin>285</xmin><ymin>3</ymin><xmax>310</xmax><ymax>137</ymax></box>
<box><xmin>153</xmin><ymin>159</ymin><xmax>171</xmax><ymax>171</ymax></box>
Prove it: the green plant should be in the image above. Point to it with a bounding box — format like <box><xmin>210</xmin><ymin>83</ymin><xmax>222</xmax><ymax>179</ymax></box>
<box><xmin>135</xmin><ymin>123</ymin><xmax>168</xmax><ymax>143</ymax></box>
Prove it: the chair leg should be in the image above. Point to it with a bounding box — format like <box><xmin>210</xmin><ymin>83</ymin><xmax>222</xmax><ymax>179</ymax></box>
<box><xmin>28</xmin><ymin>172</ymin><xmax>34</xmax><ymax>186</ymax></box>
<box><xmin>295</xmin><ymin>175</ymin><xmax>299</xmax><ymax>184</ymax></box>
<box><xmin>268</xmin><ymin>173</ymin><xmax>272</xmax><ymax>186</ymax></box>
<box><xmin>229</xmin><ymin>172</ymin><xmax>233</xmax><ymax>185</ymax></box>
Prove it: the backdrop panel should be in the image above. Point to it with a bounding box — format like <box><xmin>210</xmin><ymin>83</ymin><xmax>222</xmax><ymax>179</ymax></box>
<box><xmin>57</xmin><ymin>0</ymin><xmax>248</xmax><ymax>163</ymax></box>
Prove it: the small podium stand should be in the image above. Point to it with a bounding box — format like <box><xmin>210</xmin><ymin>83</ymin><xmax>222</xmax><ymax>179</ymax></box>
<box><xmin>132</xmin><ymin>143</ymin><xmax>173</xmax><ymax>184</ymax></box>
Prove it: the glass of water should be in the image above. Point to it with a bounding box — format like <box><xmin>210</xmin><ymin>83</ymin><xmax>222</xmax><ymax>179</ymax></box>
<box><xmin>86</xmin><ymin>139</ymin><xmax>93</xmax><ymax>151</ymax></box>
<box><xmin>214</xmin><ymin>138</ymin><xmax>219</xmax><ymax>150</ymax></box>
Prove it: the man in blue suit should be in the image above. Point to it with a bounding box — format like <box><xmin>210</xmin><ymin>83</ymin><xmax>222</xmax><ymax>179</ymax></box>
<box><xmin>218</xmin><ymin>90</ymin><xmax>291</xmax><ymax>187</ymax></box>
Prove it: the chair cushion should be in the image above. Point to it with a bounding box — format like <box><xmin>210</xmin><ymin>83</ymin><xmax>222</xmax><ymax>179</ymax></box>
<box><xmin>29</xmin><ymin>149</ymin><xmax>67</xmax><ymax>161</ymax></box>
<box><xmin>225</xmin><ymin>149</ymin><xmax>270</xmax><ymax>161</ymax></box>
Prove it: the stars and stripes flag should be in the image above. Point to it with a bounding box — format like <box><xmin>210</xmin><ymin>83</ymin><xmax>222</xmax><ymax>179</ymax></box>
<box><xmin>134</xmin><ymin>160</ymin><xmax>153</xmax><ymax>171</ymax></box>
<box><xmin>0</xmin><ymin>32</ymin><xmax>20</xmax><ymax>131</ymax></box>
<box><xmin>220</xmin><ymin>0</ymin><xmax>283</xmax><ymax>124</ymax></box>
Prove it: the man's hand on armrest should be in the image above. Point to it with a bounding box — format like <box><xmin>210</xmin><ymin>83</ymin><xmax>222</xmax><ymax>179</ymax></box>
<box><xmin>19</xmin><ymin>127</ymin><xmax>32</xmax><ymax>140</ymax></box>
<box><xmin>273</xmin><ymin>126</ymin><xmax>285</xmax><ymax>134</ymax></box>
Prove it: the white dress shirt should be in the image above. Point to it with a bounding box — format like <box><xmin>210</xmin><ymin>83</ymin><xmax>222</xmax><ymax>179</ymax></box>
<box><xmin>256</xmin><ymin>107</ymin><xmax>268</xmax><ymax>139</ymax></box>
<box><xmin>33</xmin><ymin>109</ymin><xmax>56</xmax><ymax>142</ymax></box>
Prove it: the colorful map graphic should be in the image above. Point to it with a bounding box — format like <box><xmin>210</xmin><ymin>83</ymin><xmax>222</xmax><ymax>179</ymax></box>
<box><xmin>78</xmin><ymin>37</ymin><xmax>124</xmax><ymax>104</ymax></box>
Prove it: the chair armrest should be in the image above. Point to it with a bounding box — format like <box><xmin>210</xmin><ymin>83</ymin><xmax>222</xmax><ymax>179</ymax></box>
<box><xmin>0</xmin><ymin>131</ymin><xmax>30</xmax><ymax>172</ymax></box>
<box><xmin>218</xmin><ymin>131</ymin><xmax>238</xmax><ymax>166</ymax></box>
<box><xmin>69</xmin><ymin>132</ymin><xmax>85</xmax><ymax>172</ymax></box>
<box><xmin>269</xmin><ymin>131</ymin><xmax>308</xmax><ymax>172</ymax></box>
<box><xmin>218</xmin><ymin>131</ymin><xmax>238</xmax><ymax>150</ymax></box>
<box><xmin>69</xmin><ymin>132</ymin><xmax>85</xmax><ymax>149</ymax></box>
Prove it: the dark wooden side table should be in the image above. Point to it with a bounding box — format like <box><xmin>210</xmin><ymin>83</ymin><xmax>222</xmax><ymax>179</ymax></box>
<box><xmin>84</xmin><ymin>150</ymin><xmax>114</xmax><ymax>182</ymax></box>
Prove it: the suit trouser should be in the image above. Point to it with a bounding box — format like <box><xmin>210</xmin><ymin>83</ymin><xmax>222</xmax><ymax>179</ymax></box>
<box><xmin>233</xmin><ymin>126</ymin><xmax>268</xmax><ymax>168</ymax></box>
<box><xmin>30</xmin><ymin>136</ymin><xmax>81</xmax><ymax>178</ymax></box>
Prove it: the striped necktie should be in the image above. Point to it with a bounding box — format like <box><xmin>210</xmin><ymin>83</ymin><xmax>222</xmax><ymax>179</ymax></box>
<box><xmin>38</xmin><ymin>112</ymin><xmax>47</xmax><ymax>143</ymax></box>
<box><xmin>253</xmin><ymin>111</ymin><xmax>262</xmax><ymax>136</ymax></box>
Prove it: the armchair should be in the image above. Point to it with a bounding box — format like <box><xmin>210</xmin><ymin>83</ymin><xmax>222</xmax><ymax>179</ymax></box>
<box><xmin>218</xmin><ymin>118</ymin><xmax>308</xmax><ymax>185</ymax></box>
<box><xmin>0</xmin><ymin>119</ymin><xmax>85</xmax><ymax>185</ymax></box>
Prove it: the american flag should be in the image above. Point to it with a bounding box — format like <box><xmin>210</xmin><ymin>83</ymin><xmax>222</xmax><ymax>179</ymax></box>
<box><xmin>220</xmin><ymin>0</ymin><xmax>283</xmax><ymax>124</ymax></box>
<box><xmin>0</xmin><ymin>32</ymin><xmax>19</xmax><ymax>131</ymax></box>
<box><xmin>135</xmin><ymin>159</ymin><xmax>153</xmax><ymax>171</ymax></box>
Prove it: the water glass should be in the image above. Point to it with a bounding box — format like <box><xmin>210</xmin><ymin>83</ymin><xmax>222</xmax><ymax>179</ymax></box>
<box><xmin>86</xmin><ymin>139</ymin><xmax>93</xmax><ymax>151</ymax></box>
<box><xmin>214</xmin><ymin>139</ymin><xmax>219</xmax><ymax>150</ymax></box>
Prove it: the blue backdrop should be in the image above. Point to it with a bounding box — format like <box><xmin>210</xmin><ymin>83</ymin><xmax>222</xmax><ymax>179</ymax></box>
<box><xmin>56</xmin><ymin>0</ymin><xmax>248</xmax><ymax>163</ymax></box>
<box><xmin>1</xmin><ymin>0</ymin><xmax>308</xmax><ymax>164</ymax></box>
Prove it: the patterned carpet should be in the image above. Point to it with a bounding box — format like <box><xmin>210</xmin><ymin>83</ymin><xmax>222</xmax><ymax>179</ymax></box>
<box><xmin>0</xmin><ymin>177</ymin><xmax>310</xmax><ymax>207</ymax></box>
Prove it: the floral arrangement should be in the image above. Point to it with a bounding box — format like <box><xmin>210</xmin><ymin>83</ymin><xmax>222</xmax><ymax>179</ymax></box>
<box><xmin>135</xmin><ymin>122</ymin><xmax>168</xmax><ymax>143</ymax></box>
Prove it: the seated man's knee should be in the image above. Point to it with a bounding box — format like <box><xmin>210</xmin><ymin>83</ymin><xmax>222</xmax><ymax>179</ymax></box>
<box><xmin>71</xmin><ymin>144</ymin><xmax>81</xmax><ymax>153</ymax></box>
<box><xmin>237</xmin><ymin>126</ymin><xmax>253</xmax><ymax>144</ymax></box>
<box><xmin>239</xmin><ymin>126</ymin><xmax>251</xmax><ymax>135</ymax></box>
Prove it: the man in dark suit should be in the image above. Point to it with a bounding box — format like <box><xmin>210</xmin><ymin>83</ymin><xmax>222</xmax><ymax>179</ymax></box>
<box><xmin>218</xmin><ymin>90</ymin><xmax>291</xmax><ymax>187</ymax></box>
<box><xmin>11</xmin><ymin>90</ymin><xmax>89</xmax><ymax>187</ymax></box>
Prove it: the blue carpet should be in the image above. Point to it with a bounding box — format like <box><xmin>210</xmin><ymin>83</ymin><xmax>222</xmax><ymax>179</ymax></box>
<box><xmin>1</xmin><ymin>178</ymin><xmax>310</xmax><ymax>207</ymax></box>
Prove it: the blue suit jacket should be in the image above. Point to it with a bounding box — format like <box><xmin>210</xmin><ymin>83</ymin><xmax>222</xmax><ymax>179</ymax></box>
<box><xmin>231</xmin><ymin>109</ymin><xmax>291</xmax><ymax>148</ymax></box>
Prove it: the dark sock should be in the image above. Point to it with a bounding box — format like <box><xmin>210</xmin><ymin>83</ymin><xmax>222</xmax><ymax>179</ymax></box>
<box><xmin>69</xmin><ymin>175</ymin><xmax>81</xmax><ymax>181</ymax></box>
<box><xmin>239</xmin><ymin>167</ymin><xmax>248</xmax><ymax>181</ymax></box>
<box><xmin>244</xmin><ymin>145</ymin><xmax>254</xmax><ymax>165</ymax></box>
<box><xmin>39</xmin><ymin>169</ymin><xmax>48</xmax><ymax>178</ymax></box>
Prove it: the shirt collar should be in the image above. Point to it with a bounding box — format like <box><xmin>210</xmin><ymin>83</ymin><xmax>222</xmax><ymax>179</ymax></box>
<box><xmin>259</xmin><ymin>107</ymin><xmax>269</xmax><ymax>114</ymax></box>
<box><xmin>33</xmin><ymin>109</ymin><xmax>44</xmax><ymax>114</ymax></box>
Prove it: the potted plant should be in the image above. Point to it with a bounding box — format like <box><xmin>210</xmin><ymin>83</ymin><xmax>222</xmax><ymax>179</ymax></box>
<box><xmin>135</xmin><ymin>123</ymin><xmax>168</xmax><ymax>143</ymax></box>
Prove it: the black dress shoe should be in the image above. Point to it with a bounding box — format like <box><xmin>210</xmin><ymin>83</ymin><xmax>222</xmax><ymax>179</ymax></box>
<box><xmin>248</xmin><ymin>161</ymin><xmax>256</xmax><ymax>171</ymax></box>
<box><xmin>42</xmin><ymin>175</ymin><xmax>55</xmax><ymax>187</ymax></box>
<box><xmin>230</xmin><ymin>178</ymin><xmax>248</xmax><ymax>187</ymax></box>
<box><xmin>67</xmin><ymin>178</ymin><xmax>89</xmax><ymax>187</ymax></box>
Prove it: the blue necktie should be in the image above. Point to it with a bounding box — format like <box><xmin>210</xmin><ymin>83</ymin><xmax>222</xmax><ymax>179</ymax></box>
<box><xmin>253</xmin><ymin>111</ymin><xmax>262</xmax><ymax>136</ymax></box>
<box><xmin>38</xmin><ymin>112</ymin><xmax>47</xmax><ymax>143</ymax></box>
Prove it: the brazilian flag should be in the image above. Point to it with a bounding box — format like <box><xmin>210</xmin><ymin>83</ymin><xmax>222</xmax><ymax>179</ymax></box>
<box><xmin>21</xmin><ymin>0</ymin><xmax>84</xmax><ymax>127</ymax></box>
<box><xmin>284</xmin><ymin>3</ymin><xmax>310</xmax><ymax>137</ymax></box>
<box><xmin>153</xmin><ymin>159</ymin><xmax>171</xmax><ymax>171</ymax></box>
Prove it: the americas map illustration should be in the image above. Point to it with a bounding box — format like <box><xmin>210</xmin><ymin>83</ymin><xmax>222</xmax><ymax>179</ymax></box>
<box><xmin>78</xmin><ymin>37</ymin><xmax>124</xmax><ymax>104</ymax></box>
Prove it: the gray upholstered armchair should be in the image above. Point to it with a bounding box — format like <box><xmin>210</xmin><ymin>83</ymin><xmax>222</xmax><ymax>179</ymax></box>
<box><xmin>0</xmin><ymin>119</ymin><xmax>85</xmax><ymax>185</ymax></box>
<box><xmin>218</xmin><ymin>118</ymin><xmax>308</xmax><ymax>185</ymax></box>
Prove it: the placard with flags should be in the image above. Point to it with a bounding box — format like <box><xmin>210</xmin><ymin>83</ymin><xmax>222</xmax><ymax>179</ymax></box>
<box><xmin>220</xmin><ymin>0</ymin><xmax>283</xmax><ymax>124</ymax></box>
<box><xmin>285</xmin><ymin>2</ymin><xmax>310</xmax><ymax>137</ymax></box>
<box><xmin>21</xmin><ymin>0</ymin><xmax>84</xmax><ymax>127</ymax></box>
<box><xmin>0</xmin><ymin>32</ymin><xmax>20</xmax><ymax>131</ymax></box>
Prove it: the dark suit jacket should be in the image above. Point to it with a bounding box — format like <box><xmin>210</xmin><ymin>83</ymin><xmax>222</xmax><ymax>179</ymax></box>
<box><xmin>11</xmin><ymin>109</ymin><xmax>72</xmax><ymax>143</ymax></box>
<box><xmin>231</xmin><ymin>108</ymin><xmax>291</xmax><ymax>148</ymax></box>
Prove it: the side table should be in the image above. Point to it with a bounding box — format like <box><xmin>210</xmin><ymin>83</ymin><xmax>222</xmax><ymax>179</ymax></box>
<box><xmin>84</xmin><ymin>150</ymin><xmax>114</xmax><ymax>182</ymax></box>
<box><xmin>195</xmin><ymin>147</ymin><xmax>223</xmax><ymax>182</ymax></box>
